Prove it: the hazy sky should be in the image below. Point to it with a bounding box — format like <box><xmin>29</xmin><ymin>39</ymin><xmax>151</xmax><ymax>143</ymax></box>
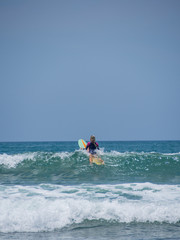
<box><xmin>0</xmin><ymin>0</ymin><xmax>180</xmax><ymax>141</ymax></box>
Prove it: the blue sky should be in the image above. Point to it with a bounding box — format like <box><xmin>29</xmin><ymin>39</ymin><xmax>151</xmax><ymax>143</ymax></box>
<box><xmin>0</xmin><ymin>0</ymin><xmax>180</xmax><ymax>141</ymax></box>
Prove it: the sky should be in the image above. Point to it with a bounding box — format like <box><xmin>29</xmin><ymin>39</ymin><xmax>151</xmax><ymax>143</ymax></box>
<box><xmin>0</xmin><ymin>0</ymin><xmax>180</xmax><ymax>141</ymax></box>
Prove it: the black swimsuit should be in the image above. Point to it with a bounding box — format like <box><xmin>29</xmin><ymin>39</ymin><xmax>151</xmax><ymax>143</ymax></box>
<box><xmin>86</xmin><ymin>142</ymin><xmax>99</xmax><ymax>155</ymax></box>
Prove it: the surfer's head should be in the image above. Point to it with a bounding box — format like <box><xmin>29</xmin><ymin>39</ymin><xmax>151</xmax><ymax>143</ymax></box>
<box><xmin>90</xmin><ymin>135</ymin><xmax>96</xmax><ymax>143</ymax></box>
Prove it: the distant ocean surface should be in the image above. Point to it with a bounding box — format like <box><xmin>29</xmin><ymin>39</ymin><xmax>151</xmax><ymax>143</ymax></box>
<box><xmin>0</xmin><ymin>141</ymin><xmax>180</xmax><ymax>240</ymax></box>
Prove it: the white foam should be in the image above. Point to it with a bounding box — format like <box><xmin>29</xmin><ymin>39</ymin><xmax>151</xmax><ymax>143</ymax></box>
<box><xmin>53</xmin><ymin>152</ymin><xmax>74</xmax><ymax>159</ymax></box>
<box><xmin>0</xmin><ymin>183</ymin><xmax>180</xmax><ymax>233</ymax></box>
<box><xmin>163</xmin><ymin>152</ymin><xmax>180</xmax><ymax>156</ymax></box>
<box><xmin>97</xmin><ymin>150</ymin><xmax>156</xmax><ymax>157</ymax></box>
<box><xmin>98</xmin><ymin>150</ymin><xmax>180</xmax><ymax>157</ymax></box>
<box><xmin>0</xmin><ymin>153</ymin><xmax>37</xmax><ymax>168</ymax></box>
<box><xmin>0</xmin><ymin>151</ymin><xmax>76</xmax><ymax>168</ymax></box>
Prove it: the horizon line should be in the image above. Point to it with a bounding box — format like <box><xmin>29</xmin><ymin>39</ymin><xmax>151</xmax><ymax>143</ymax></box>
<box><xmin>0</xmin><ymin>139</ymin><xmax>180</xmax><ymax>143</ymax></box>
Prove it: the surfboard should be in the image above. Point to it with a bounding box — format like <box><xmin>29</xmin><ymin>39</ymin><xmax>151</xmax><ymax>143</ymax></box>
<box><xmin>78</xmin><ymin>139</ymin><xmax>87</xmax><ymax>149</ymax></box>
<box><xmin>91</xmin><ymin>156</ymin><xmax>104</xmax><ymax>165</ymax></box>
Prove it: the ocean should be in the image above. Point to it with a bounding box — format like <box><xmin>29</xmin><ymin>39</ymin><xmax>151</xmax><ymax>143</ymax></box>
<box><xmin>0</xmin><ymin>141</ymin><xmax>180</xmax><ymax>240</ymax></box>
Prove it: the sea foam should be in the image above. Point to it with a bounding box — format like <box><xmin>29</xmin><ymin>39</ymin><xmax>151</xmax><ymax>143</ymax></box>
<box><xmin>0</xmin><ymin>183</ymin><xmax>180</xmax><ymax>233</ymax></box>
<box><xmin>0</xmin><ymin>153</ymin><xmax>37</xmax><ymax>168</ymax></box>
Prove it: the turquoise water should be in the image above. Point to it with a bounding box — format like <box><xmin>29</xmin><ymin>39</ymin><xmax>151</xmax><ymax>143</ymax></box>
<box><xmin>0</xmin><ymin>141</ymin><xmax>180</xmax><ymax>239</ymax></box>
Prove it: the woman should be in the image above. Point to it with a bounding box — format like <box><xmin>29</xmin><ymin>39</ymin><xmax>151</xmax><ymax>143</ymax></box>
<box><xmin>86</xmin><ymin>135</ymin><xmax>104</xmax><ymax>164</ymax></box>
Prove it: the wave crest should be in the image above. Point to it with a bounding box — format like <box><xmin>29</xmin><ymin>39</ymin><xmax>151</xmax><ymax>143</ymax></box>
<box><xmin>0</xmin><ymin>151</ymin><xmax>180</xmax><ymax>185</ymax></box>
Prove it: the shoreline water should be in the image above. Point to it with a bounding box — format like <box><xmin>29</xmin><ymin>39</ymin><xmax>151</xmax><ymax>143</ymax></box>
<box><xmin>1</xmin><ymin>223</ymin><xmax>180</xmax><ymax>240</ymax></box>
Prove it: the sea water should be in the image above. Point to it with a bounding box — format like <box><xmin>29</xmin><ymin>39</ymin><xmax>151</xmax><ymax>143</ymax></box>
<box><xmin>0</xmin><ymin>141</ymin><xmax>180</xmax><ymax>240</ymax></box>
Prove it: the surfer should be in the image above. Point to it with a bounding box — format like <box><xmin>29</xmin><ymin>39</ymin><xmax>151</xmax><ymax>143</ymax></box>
<box><xmin>86</xmin><ymin>135</ymin><xmax>104</xmax><ymax>164</ymax></box>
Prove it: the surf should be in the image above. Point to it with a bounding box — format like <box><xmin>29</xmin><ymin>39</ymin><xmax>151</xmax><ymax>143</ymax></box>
<box><xmin>0</xmin><ymin>150</ymin><xmax>180</xmax><ymax>185</ymax></box>
<box><xmin>0</xmin><ymin>183</ymin><xmax>180</xmax><ymax>233</ymax></box>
